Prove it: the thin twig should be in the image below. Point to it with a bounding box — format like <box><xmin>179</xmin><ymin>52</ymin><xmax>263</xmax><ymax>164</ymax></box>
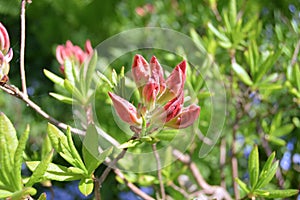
<box><xmin>114</xmin><ymin>168</ymin><xmax>155</xmax><ymax>200</ymax></box>
<box><xmin>20</xmin><ymin>0</ymin><xmax>28</xmax><ymax>97</ymax></box>
<box><xmin>97</xmin><ymin>148</ymin><xmax>127</xmax><ymax>185</ymax></box>
<box><xmin>169</xmin><ymin>181</ymin><xmax>190</xmax><ymax>199</ymax></box>
<box><xmin>172</xmin><ymin>149</ymin><xmax>232</xmax><ymax>200</ymax></box>
<box><xmin>220</xmin><ymin>137</ymin><xmax>227</xmax><ymax>189</ymax></box>
<box><xmin>152</xmin><ymin>143</ymin><xmax>166</xmax><ymax>200</ymax></box>
<box><xmin>0</xmin><ymin>84</ymin><xmax>84</xmax><ymax>135</ymax></box>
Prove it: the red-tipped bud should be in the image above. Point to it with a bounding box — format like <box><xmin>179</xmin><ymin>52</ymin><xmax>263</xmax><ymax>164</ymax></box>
<box><xmin>0</xmin><ymin>23</ymin><xmax>10</xmax><ymax>54</ymax></box>
<box><xmin>150</xmin><ymin>56</ymin><xmax>165</xmax><ymax>95</ymax></box>
<box><xmin>108</xmin><ymin>92</ymin><xmax>142</xmax><ymax>125</ymax></box>
<box><xmin>85</xmin><ymin>40</ymin><xmax>93</xmax><ymax>56</ymax></box>
<box><xmin>142</xmin><ymin>78</ymin><xmax>159</xmax><ymax>110</ymax></box>
<box><xmin>166</xmin><ymin>104</ymin><xmax>200</xmax><ymax>129</ymax></box>
<box><xmin>132</xmin><ymin>54</ymin><xmax>150</xmax><ymax>87</ymax></box>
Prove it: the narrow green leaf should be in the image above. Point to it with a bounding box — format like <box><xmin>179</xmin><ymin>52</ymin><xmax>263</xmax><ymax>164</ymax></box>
<box><xmin>0</xmin><ymin>112</ymin><xmax>18</xmax><ymax>164</ymax></box>
<box><xmin>249</xmin><ymin>145</ymin><xmax>259</xmax><ymax>190</ymax></box>
<box><xmin>78</xmin><ymin>178</ymin><xmax>94</xmax><ymax>196</ymax></box>
<box><xmin>207</xmin><ymin>22</ymin><xmax>230</xmax><ymax>43</ymax></box>
<box><xmin>266</xmin><ymin>135</ymin><xmax>286</xmax><ymax>146</ymax></box>
<box><xmin>0</xmin><ymin>135</ymin><xmax>11</xmax><ymax>186</ymax></box>
<box><xmin>294</xmin><ymin>64</ymin><xmax>300</xmax><ymax>91</ymax></box>
<box><xmin>111</xmin><ymin>69</ymin><xmax>118</xmax><ymax>86</ymax></box>
<box><xmin>43</xmin><ymin>69</ymin><xmax>65</xmax><ymax>88</ymax></box>
<box><xmin>26</xmin><ymin>161</ymin><xmax>84</xmax><ymax>182</ymax></box>
<box><xmin>13</xmin><ymin>125</ymin><xmax>30</xmax><ymax>191</ymax></box>
<box><xmin>11</xmin><ymin>187</ymin><xmax>37</xmax><ymax>200</ymax></box>
<box><xmin>235</xmin><ymin>178</ymin><xmax>250</xmax><ymax>193</ymax></box>
<box><xmin>25</xmin><ymin>150</ymin><xmax>53</xmax><ymax>187</ymax></box>
<box><xmin>232</xmin><ymin>62</ymin><xmax>253</xmax><ymax>86</ymax></box>
<box><xmin>64</xmin><ymin>79</ymin><xmax>84</xmax><ymax>103</ymax></box>
<box><xmin>41</xmin><ymin>134</ymin><xmax>52</xmax><ymax>160</ymax></box>
<box><xmin>85</xmin><ymin>51</ymin><xmax>98</xmax><ymax>90</ymax></box>
<box><xmin>271</xmin><ymin>124</ymin><xmax>294</xmax><ymax>137</ymax></box>
<box><xmin>229</xmin><ymin>0</ymin><xmax>237</xmax><ymax>26</ymax></box>
<box><xmin>254</xmin><ymin>189</ymin><xmax>298</xmax><ymax>198</ymax></box>
<box><xmin>190</xmin><ymin>28</ymin><xmax>205</xmax><ymax>52</ymax></box>
<box><xmin>256</xmin><ymin>152</ymin><xmax>275</xmax><ymax>188</ymax></box>
<box><xmin>64</xmin><ymin>59</ymin><xmax>75</xmax><ymax>85</ymax></box>
<box><xmin>47</xmin><ymin>123</ymin><xmax>67</xmax><ymax>152</ymax></box>
<box><xmin>49</xmin><ymin>93</ymin><xmax>74</xmax><ymax>104</ymax></box>
<box><xmin>0</xmin><ymin>189</ymin><xmax>13</xmax><ymax>198</ymax></box>
<box><xmin>118</xmin><ymin>140</ymin><xmax>141</xmax><ymax>149</ymax></box>
<box><xmin>255</xmin><ymin>161</ymin><xmax>279</xmax><ymax>189</ymax></box>
<box><xmin>152</xmin><ymin>130</ymin><xmax>178</xmax><ymax>141</ymax></box>
<box><xmin>66</xmin><ymin>127</ymin><xmax>86</xmax><ymax>172</ymax></box>
<box><xmin>96</xmin><ymin>71</ymin><xmax>114</xmax><ymax>88</ymax></box>
<box><xmin>83</xmin><ymin>125</ymin><xmax>113</xmax><ymax>175</ymax></box>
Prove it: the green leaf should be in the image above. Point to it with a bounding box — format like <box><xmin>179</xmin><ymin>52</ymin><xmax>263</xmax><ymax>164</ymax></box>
<box><xmin>255</xmin><ymin>160</ymin><xmax>279</xmax><ymax>189</ymax></box>
<box><xmin>254</xmin><ymin>189</ymin><xmax>298</xmax><ymax>198</ymax></box>
<box><xmin>13</xmin><ymin>125</ymin><xmax>30</xmax><ymax>191</ymax></box>
<box><xmin>97</xmin><ymin>71</ymin><xmax>114</xmax><ymax>88</ymax></box>
<box><xmin>0</xmin><ymin>189</ymin><xmax>13</xmax><ymax>198</ymax></box>
<box><xmin>271</xmin><ymin>124</ymin><xmax>294</xmax><ymax>137</ymax></box>
<box><xmin>256</xmin><ymin>152</ymin><xmax>275</xmax><ymax>189</ymax></box>
<box><xmin>26</xmin><ymin>162</ymin><xmax>84</xmax><ymax>182</ymax></box>
<box><xmin>152</xmin><ymin>130</ymin><xmax>178</xmax><ymax>141</ymax></box>
<box><xmin>266</xmin><ymin>135</ymin><xmax>286</xmax><ymax>146</ymax></box>
<box><xmin>111</xmin><ymin>69</ymin><xmax>118</xmax><ymax>86</ymax></box>
<box><xmin>0</xmin><ymin>112</ymin><xmax>18</xmax><ymax>164</ymax></box>
<box><xmin>295</xmin><ymin>64</ymin><xmax>300</xmax><ymax>91</ymax></box>
<box><xmin>229</xmin><ymin>0</ymin><xmax>236</xmax><ymax>26</ymax></box>
<box><xmin>85</xmin><ymin>51</ymin><xmax>98</xmax><ymax>90</ymax></box>
<box><xmin>64</xmin><ymin>79</ymin><xmax>84</xmax><ymax>103</ymax></box>
<box><xmin>232</xmin><ymin>62</ymin><xmax>253</xmax><ymax>86</ymax></box>
<box><xmin>66</xmin><ymin>127</ymin><xmax>86</xmax><ymax>171</ymax></box>
<box><xmin>207</xmin><ymin>22</ymin><xmax>230</xmax><ymax>43</ymax></box>
<box><xmin>82</xmin><ymin>125</ymin><xmax>113</xmax><ymax>175</ymax></box>
<box><xmin>41</xmin><ymin>134</ymin><xmax>52</xmax><ymax>160</ymax></box>
<box><xmin>47</xmin><ymin>123</ymin><xmax>67</xmax><ymax>152</ymax></box>
<box><xmin>64</xmin><ymin>59</ymin><xmax>75</xmax><ymax>85</ymax></box>
<box><xmin>235</xmin><ymin>178</ymin><xmax>250</xmax><ymax>193</ymax></box>
<box><xmin>25</xmin><ymin>149</ymin><xmax>53</xmax><ymax>187</ymax></box>
<box><xmin>78</xmin><ymin>178</ymin><xmax>94</xmax><ymax>196</ymax></box>
<box><xmin>11</xmin><ymin>187</ymin><xmax>37</xmax><ymax>200</ymax></box>
<box><xmin>49</xmin><ymin>93</ymin><xmax>75</xmax><ymax>104</ymax></box>
<box><xmin>43</xmin><ymin>69</ymin><xmax>65</xmax><ymax>88</ymax></box>
<box><xmin>249</xmin><ymin>145</ymin><xmax>259</xmax><ymax>190</ymax></box>
<box><xmin>119</xmin><ymin>139</ymin><xmax>141</xmax><ymax>149</ymax></box>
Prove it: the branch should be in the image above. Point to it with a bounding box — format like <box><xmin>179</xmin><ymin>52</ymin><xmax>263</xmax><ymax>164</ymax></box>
<box><xmin>172</xmin><ymin>149</ymin><xmax>232</xmax><ymax>200</ymax></box>
<box><xmin>113</xmin><ymin>168</ymin><xmax>155</xmax><ymax>200</ymax></box>
<box><xmin>291</xmin><ymin>39</ymin><xmax>300</xmax><ymax>67</ymax></box>
<box><xmin>0</xmin><ymin>84</ymin><xmax>84</xmax><ymax>135</ymax></box>
<box><xmin>20</xmin><ymin>0</ymin><xmax>30</xmax><ymax>97</ymax></box>
<box><xmin>152</xmin><ymin>143</ymin><xmax>166</xmax><ymax>200</ymax></box>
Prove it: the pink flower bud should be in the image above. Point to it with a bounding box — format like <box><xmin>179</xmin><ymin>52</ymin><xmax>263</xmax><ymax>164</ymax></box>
<box><xmin>150</xmin><ymin>56</ymin><xmax>165</xmax><ymax>95</ymax></box>
<box><xmin>158</xmin><ymin>60</ymin><xmax>186</xmax><ymax>103</ymax></box>
<box><xmin>132</xmin><ymin>54</ymin><xmax>150</xmax><ymax>87</ymax></box>
<box><xmin>85</xmin><ymin>40</ymin><xmax>93</xmax><ymax>56</ymax></box>
<box><xmin>0</xmin><ymin>23</ymin><xmax>10</xmax><ymax>54</ymax></box>
<box><xmin>142</xmin><ymin>78</ymin><xmax>159</xmax><ymax>110</ymax></box>
<box><xmin>108</xmin><ymin>92</ymin><xmax>142</xmax><ymax>125</ymax></box>
<box><xmin>166</xmin><ymin>104</ymin><xmax>200</xmax><ymax>129</ymax></box>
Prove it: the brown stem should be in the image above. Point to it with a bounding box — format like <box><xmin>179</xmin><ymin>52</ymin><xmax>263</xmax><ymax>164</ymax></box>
<box><xmin>152</xmin><ymin>143</ymin><xmax>166</xmax><ymax>200</ymax></box>
<box><xmin>172</xmin><ymin>149</ymin><xmax>232</xmax><ymax>200</ymax></box>
<box><xmin>0</xmin><ymin>84</ymin><xmax>84</xmax><ymax>135</ymax></box>
<box><xmin>169</xmin><ymin>181</ymin><xmax>190</xmax><ymax>199</ymax></box>
<box><xmin>220</xmin><ymin>137</ymin><xmax>227</xmax><ymax>189</ymax></box>
<box><xmin>113</xmin><ymin>168</ymin><xmax>155</xmax><ymax>200</ymax></box>
<box><xmin>231</xmin><ymin>123</ymin><xmax>239</xmax><ymax>200</ymax></box>
<box><xmin>291</xmin><ymin>39</ymin><xmax>300</xmax><ymax>67</ymax></box>
<box><xmin>20</xmin><ymin>0</ymin><xmax>29</xmax><ymax>97</ymax></box>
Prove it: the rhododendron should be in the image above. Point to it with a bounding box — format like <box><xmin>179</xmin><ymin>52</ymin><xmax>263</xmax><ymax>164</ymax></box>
<box><xmin>0</xmin><ymin>22</ymin><xmax>13</xmax><ymax>84</ymax></box>
<box><xmin>109</xmin><ymin>54</ymin><xmax>200</xmax><ymax>132</ymax></box>
<box><xmin>56</xmin><ymin>40</ymin><xmax>93</xmax><ymax>74</ymax></box>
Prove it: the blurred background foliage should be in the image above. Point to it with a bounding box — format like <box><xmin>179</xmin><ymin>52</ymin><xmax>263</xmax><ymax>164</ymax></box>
<box><xmin>1</xmin><ymin>0</ymin><xmax>300</xmax><ymax>199</ymax></box>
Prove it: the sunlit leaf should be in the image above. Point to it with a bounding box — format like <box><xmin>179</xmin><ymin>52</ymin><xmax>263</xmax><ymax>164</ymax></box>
<box><xmin>78</xmin><ymin>178</ymin><xmax>94</xmax><ymax>196</ymax></box>
<box><xmin>232</xmin><ymin>62</ymin><xmax>253</xmax><ymax>86</ymax></box>
<box><xmin>249</xmin><ymin>145</ymin><xmax>259</xmax><ymax>190</ymax></box>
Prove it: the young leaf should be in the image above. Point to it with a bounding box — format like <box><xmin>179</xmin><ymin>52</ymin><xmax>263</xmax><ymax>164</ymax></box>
<box><xmin>85</xmin><ymin>51</ymin><xmax>98</xmax><ymax>90</ymax></box>
<box><xmin>64</xmin><ymin>59</ymin><xmax>75</xmax><ymax>85</ymax></box>
<box><xmin>47</xmin><ymin>123</ymin><xmax>68</xmax><ymax>152</ymax></box>
<box><xmin>207</xmin><ymin>22</ymin><xmax>230</xmax><ymax>43</ymax></box>
<box><xmin>249</xmin><ymin>145</ymin><xmax>259</xmax><ymax>190</ymax></box>
<box><xmin>255</xmin><ymin>152</ymin><xmax>275</xmax><ymax>189</ymax></box>
<box><xmin>10</xmin><ymin>187</ymin><xmax>37</xmax><ymax>200</ymax></box>
<box><xmin>64</xmin><ymin>79</ymin><xmax>84</xmax><ymax>103</ymax></box>
<box><xmin>13</xmin><ymin>125</ymin><xmax>30</xmax><ymax>191</ymax></box>
<box><xmin>0</xmin><ymin>112</ymin><xmax>18</xmax><ymax>164</ymax></box>
<box><xmin>118</xmin><ymin>140</ymin><xmax>141</xmax><ymax>149</ymax></box>
<box><xmin>25</xmin><ymin>150</ymin><xmax>53</xmax><ymax>187</ymax></box>
<box><xmin>41</xmin><ymin>134</ymin><xmax>52</xmax><ymax>160</ymax></box>
<box><xmin>37</xmin><ymin>193</ymin><xmax>47</xmax><ymax>200</ymax></box>
<box><xmin>97</xmin><ymin>71</ymin><xmax>114</xmax><ymax>88</ymax></box>
<box><xmin>26</xmin><ymin>162</ymin><xmax>84</xmax><ymax>182</ymax></box>
<box><xmin>82</xmin><ymin>125</ymin><xmax>113</xmax><ymax>175</ymax></box>
<box><xmin>232</xmin><ymin>62</ymin><xmax>253</xmax><ymax>86</ymax></box>
<box><xmin>255</xmin><ymin>160</ymin><xmax>278</xmax><ymax>189</ymax></box>
<box><xmin>78</xmin><ymin>178</ymin><xmax>94</xmax><ymax>196</ymax></box>
<box><xmin>66</xmin><ymin>127</ymin><xmax>86</xmax><ymax>171</ymax></box>
<box><xmin>0</xmin><ymin>189</ymin><xmax>12</xmax><ymax>199</ymax></box>
<box><xmin>271</xmin><ymin>124</ymin><xmax>294</xmax><ymax>137</ymax></box>
<box><xmin>235</xmin><ymin>178</ymin><xmax>250</xmax><ymax>193</ymax></box>
<box><xmin>254</xmin><ymin>189</ymin><xmax>298</xmax><ymax>198</ymax></box>
<box><xmin>43</xmin><ymin>69</ymin><xmax>65</xmax><ymax>89</ymax></box>
<box><xmin>49</xmin><ymin>93</ymin><xmax>75</xmax><ymax>104</ymax></box>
